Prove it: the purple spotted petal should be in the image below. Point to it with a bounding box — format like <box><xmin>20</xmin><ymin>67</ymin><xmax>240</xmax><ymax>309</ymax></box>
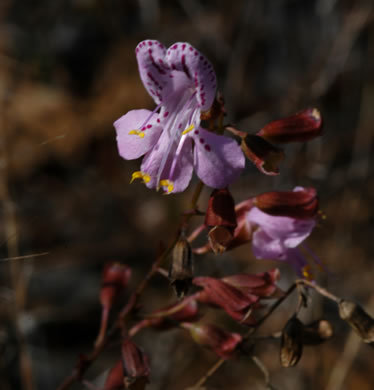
<box><xmin>247</xmin><ymin>207</ymin><xmax>315</xmax><ymax>248</ymax></box>
<box><xmin>166</xmin><ymin>42</ymin><xmax>216</xmax><ymax>111</ymax></box>
<box><xmin>114</xmin><ymin>109</ymin><xmax>162</xmax><ymax>160</ymax></box>
<box><xmin>193</xmin><ymin>128</ymin><xmax>245</xmax><ymax>188</ymax></box>
<box><xmin>136</xmin><ymin>40</ymin><xmax>169</xmax><ymax>105</ymax></box>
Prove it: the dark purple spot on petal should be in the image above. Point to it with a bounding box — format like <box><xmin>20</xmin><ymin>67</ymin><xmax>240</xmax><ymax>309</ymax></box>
<box><xmin>189</xmin><ymin>46</ymin><xmax>193</xmax><ymax>51</ymax></box>
<box><xmin>194</xmin><ymin>130</ymin><xmax>199</xmax><ymax>135</ymax></box>
<box><xmin>178</xmin><ymin>123</ymin><xmax>182</xmax><ymax>129</ymax></box>
<box><xmin>172</xmin><ymin>44</ymin><xmax>178</xmax><ymax>50</ymax></box>
<box><xmin>164</xmin><ymin>112</ymin><xmax>169</xmax><ymax>117</ymax></box>
<box><xmin>148</xmin><ymin>41</ymin><xmax>153</xmax><ymax>46</ymax></box>
<box><xmin>194</xmin><ymin>51</ymin><xmax>198</xmax><ymax>56</ymax></box>
<box><xmin>200</xmin><ymin>138</ymin><xmax>205</xmax><ymax>144</ymax></box>
<box><xmin>199</xmin><ymin>55</ymin><xmax>203</xmax><ymax>60</ymax></box>
<box><xmin>157</xmin><ymin>118</ymin><xmax>161</xmax><ymax>123</ymax></box>
<box><xmin>148</xmin><ymin>49</ymin><xmax>152</xmax><ymax>54</ymax></box>
<box><xmin>147</xmin><ymin>124</ymin><xmax>152</xmax><ymax>129</ymax></box>
<box><xmin>182</xmin><ymin>44</ymin><xmax>186</xmax><ymax>50</ymax></box>
<box><xmin>205</xmin><ymin>145</ymin><xmax>211</xmax><ymax>152</ymax></box>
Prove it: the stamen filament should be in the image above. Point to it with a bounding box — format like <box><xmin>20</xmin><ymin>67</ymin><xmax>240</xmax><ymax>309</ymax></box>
<box><xmin>182</xmin><ymin>124</ymin><xmax>194</xmax><ymax>135</ymax></box>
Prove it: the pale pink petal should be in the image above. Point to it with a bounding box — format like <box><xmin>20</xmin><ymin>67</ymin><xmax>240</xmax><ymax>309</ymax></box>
<box><xmin>166</xmin><ymin>42</ymin><xmax>216</xmax><ymax>111</ymax></box>
<box><xmin>140</xmin><ymin>134</ymin><xmax>193</xmax><ymax>193</ymax></box>
<box><xmin>136</xmin><ymin>40</ymin><xmax>169</xmax><ymax>105</ymax></box>
<box><xmin>247</xmin><ymin>207</ymin><xmax>315</xmax><ymax>247</ymax></box>
<box><xmin>284</xmin><ymin>248</ymin><xmax>308</xmax><ymax>277</ymax></box>
<box><xmin>114</xmin><ymin>109</ymin><xmax>162</xmax><ymax>160</ymax></box>
<box><xmin>252</xmin><ymin>229</ymin><xmax>288</xmax><ymax>260</ymax></box>
<box><xmin>193</xmin><ymin>128</ymin><xmax>245</xmax><ymax>188</ymax></box>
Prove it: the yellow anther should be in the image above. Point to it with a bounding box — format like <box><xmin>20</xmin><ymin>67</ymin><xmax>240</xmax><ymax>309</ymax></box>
<box><xmin>128</xmin><ymin>129</ymin><xmax>145</xmax><ymax>138</ymax></box>
<box><xmin>130</xmin><ymin>171</ymin><xmax>151</xmax><ymax>184</ymax></box>
<box><xmin>181</xmin><ymin>124</ymin><xmax>195</xmax><ymax>135</ymax></box>
<box><xmin>302</xmin><ymin>265</ymin><xmax>314</xmax><ymax>281</ymax></box>
<box><xmin>318</xmin><ymin>210</ymin><xmax>327</xmax><ymax>220</ymax></box>
<box><xmin>159</xmin><ymin>179</ymin><xmax>174</xmax><ymax>194</ymax></box>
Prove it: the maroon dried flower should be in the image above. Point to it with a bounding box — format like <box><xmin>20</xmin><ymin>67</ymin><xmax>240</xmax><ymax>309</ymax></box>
<box><xmin>241</xmin><ymin>134</ymin><xmax>285</xmax><ymax>175</ymax></box>
<box><xmin>181</xmin><ymin>322</ymin><xmax>242</xmax><ymax>358</ymax></box>
<box><xmin>205</xmin><ymin>188</ymin><xmax>237</xmax><ymax>253</ymax></box>
<box><xmin>257</xmin><ymin>108</ymin><xmax>322</xmax><ymax>144</ymax></box>
<box><xmin>222</xmin><ymin>268</ymin><xmax>281</xmax><ymax>299</ymax></box>
<box><xmin>253</xmin><ymin>187</ymin><xmax>319</xmax><ymax>220</ymax></box>
<box><xmin>193</xmin><ymin>276</ymin><xmax>258</xmax><ymax>325</ymax></box>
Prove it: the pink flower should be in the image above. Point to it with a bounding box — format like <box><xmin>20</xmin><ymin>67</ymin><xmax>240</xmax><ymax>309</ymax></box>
<box><xmin>114</xmin><ymin>40</ymin><xmax>244</xmax><ymax>193</ymax></box>
<box><xmin>247</xmin><ymin>206</ymin><xmax>316</xmax><ymax>277</ymax></box>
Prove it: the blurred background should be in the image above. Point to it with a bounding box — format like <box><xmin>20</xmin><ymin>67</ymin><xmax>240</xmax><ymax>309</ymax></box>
<box><xmin>0</xmin><ymin>0</ymin><xmax>373</xmax><ymax>389</ymax></box>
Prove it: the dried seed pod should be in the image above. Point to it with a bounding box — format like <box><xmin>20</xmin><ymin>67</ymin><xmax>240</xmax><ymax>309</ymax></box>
<box><xmin>121</xmin><ymin>338</ymin><xmax>150</xmax><ymax>389</ymax></box>
<box><xmin>338</xmin><ymin>300</ymin><xmax>374</xmax><ymax>344</ymax></box>
<box><xmin>169</xmin><ymin>234</ymin><xmax>193</xmax><ymax>298</ymax></box>
<box><xmin>303</xmin><ymin>319</ymin><xmax>334</xmax><ymax>345</ymax></box>
<box><xmin>280</xmin><ymin>317</ymin><xmax>304</xmax><ymax>367</ymax></box>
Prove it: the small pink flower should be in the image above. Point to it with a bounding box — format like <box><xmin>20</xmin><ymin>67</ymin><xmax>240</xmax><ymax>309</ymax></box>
<box><xmin>247</xmin><ymin>206</ymin><xmax>316</xmax><ymax>277</ymax></box>
<box><xmin>114</xmin><ymin>40</ymin><xmax>244</xmax><ymax>194</ymax></box>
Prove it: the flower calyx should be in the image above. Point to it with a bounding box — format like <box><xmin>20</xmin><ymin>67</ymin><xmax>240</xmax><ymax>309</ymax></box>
<box><xmin>205</xmin><ymin>188</ymin><xmax>237</xmax><ymax>253</ymax></box>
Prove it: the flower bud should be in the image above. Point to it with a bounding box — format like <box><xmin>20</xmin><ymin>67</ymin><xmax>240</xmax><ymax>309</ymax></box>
<box><xmin>257</xmin><ymin>108</ymin><xmax>322</xmax><ymax>144</ymax></box>
<box><xmin>241</xmin><ymin>134</ymin><xmax>284</xmax><ymax>175</ymax></box>
<box><xmin>181</xmin><ymin>322</ymin><xmax>242</xmax><ymax>358</ymax></box>
<box><xmin>338</xmin><ymin>300</ymin><xmax>374</xmax><ymax>344</ymax></box>
<box><xmin>280</xmin><ymin>317</ymin><xmax>304</xmax><ymax>367</ymax></box>
<box><xmin>100</xmin><ymin>262</ymin><xmax>132</xmax><ymax>308</ymax></box>
<box><xmin>302</xmin><ymin>319</ymin><xmax>333</xmax><ymax>345</ymax></box>
<box><xmin>169</xmin><ymin>234</ymin><xmax>193</xmax><ymax>298</ymax></box>
<box><xmin>97</xmin><ymin>262</ymin><xmax>131</xmax><ymax>346</ymax></box>
<box><xmin>253</xmin><ymin>187</ymin><xmax>319</xmax><ymax>219</ymax></box>
<box><xmin>121</xmin><ymin>338</ymin><xmax>150</xmax><ymax>389</ymax></box>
